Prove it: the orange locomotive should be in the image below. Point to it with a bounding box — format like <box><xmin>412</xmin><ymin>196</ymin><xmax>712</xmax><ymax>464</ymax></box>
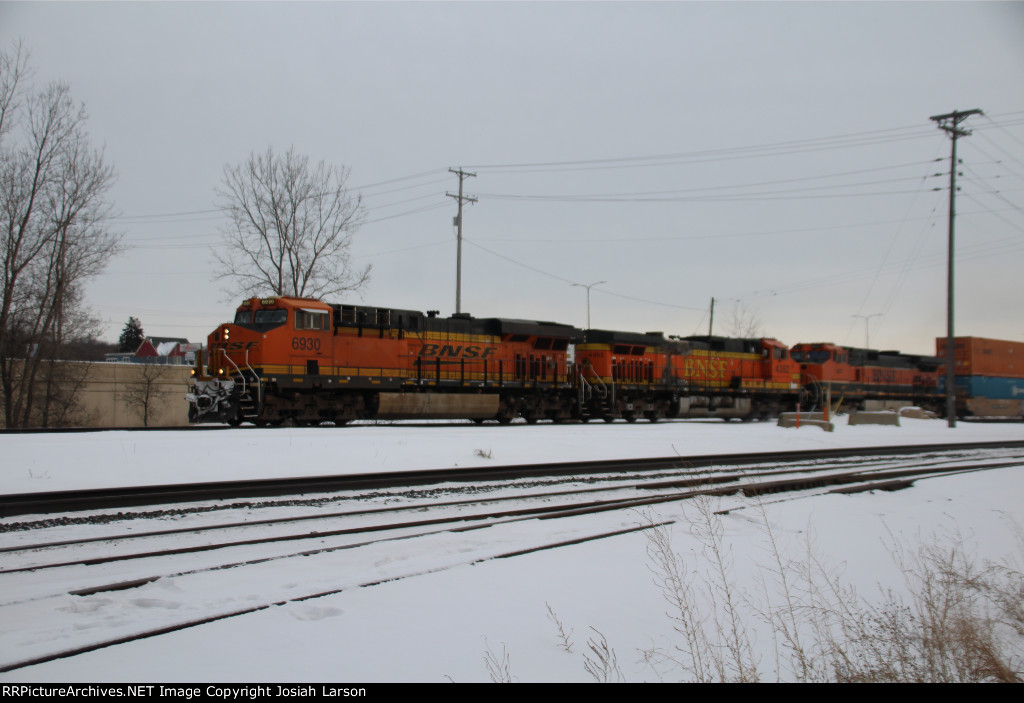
<box><xmin>790</xmin><ymin>342</ymin><xmax>942</xmax><ymax>410</ymax></box>
<box><xmin>574</xmin><ymin>332</ymin><xmax>800</xmax><ymax>421</ymax></box>
<box><xmin>188</xmin><ymin>296</ymin><xmax>579</xmax><ymax>426</ymax></box>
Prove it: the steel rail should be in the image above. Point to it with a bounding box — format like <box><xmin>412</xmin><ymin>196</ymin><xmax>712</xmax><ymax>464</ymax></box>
<box><xmin>2</xmin><ymin>455</ymin><xmax>1021</xmax><ymax>674</ymax></box>
<box><xmin>3</xmin><ymin>440</ymin><xmax>1024</xmax><ymax>518</ymax></box>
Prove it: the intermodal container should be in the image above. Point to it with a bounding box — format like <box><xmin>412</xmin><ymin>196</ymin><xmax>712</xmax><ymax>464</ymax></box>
<box><xmin>935</xmin><ymin>337</ymin><xmax>1024</xmax><ymax>379</ymax></box>
<box><xmin>940</xmin><ymin>375</ymin><xmax>1024</xmax><ymax>400</ymax></box>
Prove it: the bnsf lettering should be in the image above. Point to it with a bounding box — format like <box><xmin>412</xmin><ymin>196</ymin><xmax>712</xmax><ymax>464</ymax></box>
<box><xmin>225</xmin><ymin>341</ymin><xmax>259</xmax><ymax>352</ymax></box>
<box><xmin>870</xmin><ymin>369</ymin><xmax>899</xmax><ymax>385</ymax></box>
<box><xmin>418</xmin><ymin>344</ymin><xmax>496</xmax><ymax>359</ymax></box>
<box><xmin>683</xmin><ymin>359</ymin><xmax>728</xmax><ymax>380</ymax></box>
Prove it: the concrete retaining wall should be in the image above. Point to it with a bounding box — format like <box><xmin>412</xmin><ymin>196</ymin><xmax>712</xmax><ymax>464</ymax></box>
<box><xmin>1</xmin><ymin>361</ymin><xmax>191</xmax><ymax>428</ymax></box>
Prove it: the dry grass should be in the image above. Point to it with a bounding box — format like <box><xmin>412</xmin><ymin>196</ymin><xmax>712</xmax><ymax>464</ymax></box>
<box><xmin>485</xmin><ymin>498</ymin><xmax>1023</xmax><ymax>682</ymax></box>
<box><xmin>546</xmin><ymin>602</ymin><xmax>575</xmax><ymax>653</ymax></box>
<box><xmin>483</xmin><ymin>638</ymin><xmax>513</xmax><ymax>683</ymax></box>
<box><xmin>641</xmin><ymin>501</ymin><xmax>1024</xmax><ymax>683</ymax></box>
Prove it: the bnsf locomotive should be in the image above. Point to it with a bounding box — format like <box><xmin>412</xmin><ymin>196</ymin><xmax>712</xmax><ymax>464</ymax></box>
<box><xmin>187</xmin><ymin>296</ymin><xmax>964</xmax><ymax>426</ymax></box>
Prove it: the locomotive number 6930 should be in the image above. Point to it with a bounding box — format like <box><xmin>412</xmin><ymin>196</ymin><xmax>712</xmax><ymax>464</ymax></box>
<box><xmin>291</xmin><ymin>336</ymin><xmax>322</xmax><ymax>352</ymax></box>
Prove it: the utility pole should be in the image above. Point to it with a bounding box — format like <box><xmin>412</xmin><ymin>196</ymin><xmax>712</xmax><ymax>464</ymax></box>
<box><xmin>447</xmin><ymin>168</ymin><xmax>477</xmax><ymax>314</ymax></box>
<box><xmin>708</xmin><ymin>297</ymin><xmax>715</xmax><ymax>338</ymax></box>
<box><xmin>930</xmin><ymin>108</ymin><xmax>982</xmax><ymax>428</ymax></box>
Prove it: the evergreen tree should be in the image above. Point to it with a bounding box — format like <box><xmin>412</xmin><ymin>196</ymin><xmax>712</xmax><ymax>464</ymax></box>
<box><xmin>118</xmin><ymin>317</ymin><xmax>145</xmax><ymax>352</ymax></box>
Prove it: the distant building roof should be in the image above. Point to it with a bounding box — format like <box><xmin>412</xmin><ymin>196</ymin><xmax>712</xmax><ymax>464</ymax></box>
<box><xmin>136</xmin><ymin>336</ymin><xmax>190</xmax><ymax>357</ymax></box>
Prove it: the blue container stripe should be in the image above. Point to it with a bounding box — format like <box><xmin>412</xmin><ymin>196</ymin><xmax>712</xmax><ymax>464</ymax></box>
<box><xmin>941</xmin><ymin>375</ymin><xmax>1024</xmax><ymax>400</ymax></box>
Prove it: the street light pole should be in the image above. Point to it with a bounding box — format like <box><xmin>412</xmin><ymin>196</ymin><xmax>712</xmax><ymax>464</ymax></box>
<box><xmin>571</xmin><ymin>281</ymin><xmax>605</xmax><ymax>329</ymax></box>
<box><xmin>851</xmin><ymin>313</ymin><xmax>882</xmax><ymax>349</ymax></box>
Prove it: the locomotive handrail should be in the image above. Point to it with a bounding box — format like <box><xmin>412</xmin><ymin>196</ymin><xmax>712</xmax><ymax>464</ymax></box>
<box><xmin>578</xmin><ymin>367</ymin><xmax>593</xmax><ymax>403</ymax></box>
<box><xmin>244</xmin><ymin>350</ymin><xmax>261</xmax><ymax>408</ymax></box>
<box><xmin>578</xmin><ymin>362</ymin><xmax>609</xmax><ymax>400</ymax></box>
<box><xmin>224</xmin><ymin>353</ymin><xmax>246</xmax><ymax>397</ymax></box>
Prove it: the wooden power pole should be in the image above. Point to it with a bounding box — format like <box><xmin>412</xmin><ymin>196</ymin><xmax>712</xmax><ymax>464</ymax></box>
<box><xmin>930</xmin><ymin>108</ymin><xmax>983</xmax><ymax>428</ymax></box>
<box><xmin>447</xmin><ymin>168</ymin><xmax>477</xmax><ymax>314</ymax></box>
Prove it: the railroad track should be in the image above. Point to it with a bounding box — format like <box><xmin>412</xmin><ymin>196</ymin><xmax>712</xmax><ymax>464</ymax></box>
<box><xmin>2</xmin><ymin>441</ymin><xmax>1022</xmax><ymax>674</ymax></box>
<box><xmin>5</xmin><ymin>440</ymin><xmax>1024</xmax><ymax>518</ymax></box>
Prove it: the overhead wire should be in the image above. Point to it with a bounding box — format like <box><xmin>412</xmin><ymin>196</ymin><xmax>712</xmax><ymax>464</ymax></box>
<box><xmin>464</xmin><ymin>237</ymin><xmax>704</xmax><ymax>313</ymax></box>
<box><xmin>847</xmin><ymin>140</ymin><xmax>950</xmax><ymax>345</ymax></box>
<box><xmin>463</xmin><ymin>122</ymin><xmax>939</xmax><ymax>173</ymax></box>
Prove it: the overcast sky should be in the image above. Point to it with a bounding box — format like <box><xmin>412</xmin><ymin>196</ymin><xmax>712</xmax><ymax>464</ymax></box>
<box><xmin>3</xmin><ymin>1</ymin><xmax>1023</xmax><ymax>355</ymax></box>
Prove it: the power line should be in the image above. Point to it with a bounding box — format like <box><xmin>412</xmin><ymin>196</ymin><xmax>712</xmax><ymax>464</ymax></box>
<box><xmin>463</xmin><ymin>239</ymin><xmax>704</xmax><ymax>311</ymax></box>
<box><xmin>351</xmin><ymin>168</ymin><xmax>448</xmax><ymax>191</ymax></box>
<box><xmin>476</xmin><ymin>176</ymin><xmax>936</xmax><ymax>204</ymax></box>
<box><xmin>463</xmin><ymin>122</ymin><xmax>938</xmax><ymax>172</ymax></box>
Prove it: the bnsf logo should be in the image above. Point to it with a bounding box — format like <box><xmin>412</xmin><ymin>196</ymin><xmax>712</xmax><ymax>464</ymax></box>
<box><xmin>225</xmin><ymin>342</ymin><xmax>259</xmax><ymax>352</ymax></box>
<box><xmin>683</xmin><ymin>358</ymin><xmax>728</xmax><ymax>380</ymax></box>
<box><xmin>418</xmin><ymin>344</ymin><xmax>497</xmax><ymax>359</ymax></box>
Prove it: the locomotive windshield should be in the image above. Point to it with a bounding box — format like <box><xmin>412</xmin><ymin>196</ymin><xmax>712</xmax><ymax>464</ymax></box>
<box><xmin>255</xmin><ymin>309</ymin><xmax>287</xmax><ymax>325</ymax></box>
<box><xmin>232</xmin><ymin>308</ymin><xmax>288</xmax><ymax>331</ymax></box>
<box><xmin>792</xmin><ymin>349</ymin><xmax>832</xmax><ymax>364</ymax></box>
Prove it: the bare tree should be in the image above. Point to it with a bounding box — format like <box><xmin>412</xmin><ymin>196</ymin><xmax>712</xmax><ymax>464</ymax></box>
<box><xmin>119</xmin><ymin>362</ymin><xmax>168</xmax><ymax>427</ymax></box>
<box><xmin>215</xmin><ymin>146</ymin><xmax>370</xmax><ymax>299</ymax></box>
<box><xmin>0</xmin><ymin>42</ymin><xmax>120</xmax><ymax>428</ymax></box>
<box><xmin>724</xmin><ymin>301</ymin><xmax>765</xmax><ymax>338</ymax></box>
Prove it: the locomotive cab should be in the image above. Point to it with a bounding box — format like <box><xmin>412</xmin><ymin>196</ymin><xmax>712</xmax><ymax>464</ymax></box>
<box><xmin>188</xmin><ymin>297</ymin><xmax>334</xmax><ymax>425</ymax></box>
<box><xmin>791</xmin><ymin>343</ymin><xmax>855</xmax><ymax>383</ymax></box>
<box><xmin>760</xmin><ymin>338</ymin><xmax>800</xmax><ymax>387</ymax></box>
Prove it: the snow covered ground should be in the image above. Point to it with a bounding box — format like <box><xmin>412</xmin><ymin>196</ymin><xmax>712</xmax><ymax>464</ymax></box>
<box><xmin>4</xmin><ymin>416</ymin><xmax>1022</xmax><ymax>494</ymax></box>
<box><xmin>1</xmin><ymin>417</ymin><xmax>1023</xmax><ymax>682</ymax></box>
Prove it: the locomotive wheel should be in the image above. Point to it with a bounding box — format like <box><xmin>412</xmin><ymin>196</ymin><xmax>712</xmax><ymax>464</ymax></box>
<box><xmin>602</xmin><ymin>415</ymin><xmax>615</xmax><ymax>423</ymax></box>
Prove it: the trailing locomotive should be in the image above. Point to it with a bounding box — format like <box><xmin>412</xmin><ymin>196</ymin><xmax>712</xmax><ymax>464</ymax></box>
<box><xmin>187</xmin><ymin>296</ymin><xmax>972</xmax><ymax>426</ymax></box>
<box><xmin>574</xmin><ymin>332</ymin><xmax>800</xmax><ymax>421</ymax></box>
<box><xmin>790</xmin><ymin>343</ymin><xmax>943</xmax><ymax>411</ymax></box>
